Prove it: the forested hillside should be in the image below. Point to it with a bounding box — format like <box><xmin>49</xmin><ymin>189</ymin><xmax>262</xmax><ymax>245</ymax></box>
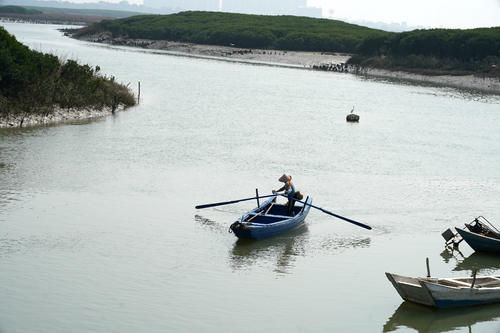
<box><xmin>75</xmin><ymin>11</ymin><xmax>391</xmax><ymax>53</ymax></box>
<box><xmin>75</xmin><ymin>11</ymin><xmax>500</xmax><ymax>76</ymax></box>
<box><xmin>0</xmin><ymin>27</ymin><xmax>135</xmax><ymax>124</ymax></box>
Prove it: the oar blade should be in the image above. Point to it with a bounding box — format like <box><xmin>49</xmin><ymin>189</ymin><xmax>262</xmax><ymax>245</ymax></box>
<box><xmin>321</xmin><ymin>209</ymin><xmax>372</xmax><ymax>230</ymax></box>
<box><xmin>280</xmin><ymin>194</ymin><xmax>372</xmax><ymax>230</ymax></box>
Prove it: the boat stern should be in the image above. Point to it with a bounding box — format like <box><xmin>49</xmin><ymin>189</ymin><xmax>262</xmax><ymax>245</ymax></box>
<box><xmin>385</xmin><ymin>273</ymin><xmax>436</xmax><ymax>307</ymax></box>
<box><xmin>229</xmin><ymin>221</ymin><xmax>252</xmax><ymax>238</ymax></box>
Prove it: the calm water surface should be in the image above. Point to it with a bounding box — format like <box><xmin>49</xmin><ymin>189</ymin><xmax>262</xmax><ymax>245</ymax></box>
<box><xmin>1</xmin><ymin>23</ymin><xmax>500</xmax><ymax>333</ymax></box>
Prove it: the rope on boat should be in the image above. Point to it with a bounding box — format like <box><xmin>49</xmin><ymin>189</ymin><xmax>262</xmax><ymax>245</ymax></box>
<box><xmin>476</xmin><ymin>216</ymin><xmax>500</xmax><ymax>233</ymax></box>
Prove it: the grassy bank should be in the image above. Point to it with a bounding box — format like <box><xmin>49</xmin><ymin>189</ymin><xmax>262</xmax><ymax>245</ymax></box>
<box><xmin>0</xmin><ymin>26</ymin><xmax>136</xmax><ymax>127</ymax></box>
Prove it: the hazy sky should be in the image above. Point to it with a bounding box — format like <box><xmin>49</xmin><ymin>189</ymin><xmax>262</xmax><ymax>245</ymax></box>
<box><xmin>308</xmin><ymin>0</ymin><xmax>500</xmax><ymax>28</ymax></box>
<box><xmin>61</xmin><ymin>0</ymin><xmax>500</xmax><ymax>29</ymax></box>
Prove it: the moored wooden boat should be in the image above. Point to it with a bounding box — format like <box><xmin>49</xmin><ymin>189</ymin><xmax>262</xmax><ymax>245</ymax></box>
<box><xmin>386</xmin><ymin>272</ymin><xmax>500</xmax><ymax>308</ymax></box>
<box><xmin>229</xmin><ymin>195</ymin><xmax>312</xmax><ymax>239</ymax></box>
<box><xmin>455</xmin><ymin>217</ymin><xmax>500</xmax><ymax>253</ymax></box>
<box><xmin>443</xmin><ymin>216</ymin><xmax>500</xmax><ymax>253</ymax></box>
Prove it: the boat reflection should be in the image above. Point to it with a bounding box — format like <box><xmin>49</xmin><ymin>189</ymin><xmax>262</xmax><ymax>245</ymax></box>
<box><xmin>383</xmin><ymin>301</ymin><xmax>500</xmax><ymax>332</ymax></box>
<box><xmin>230</xmin><ymin>225</ymin><xmax>309</xmax><ymax>274</ymax></box>
<box><xmin>229</xmin><ymin>226</ymin><xmax>371</xmax><ymax>274</ymax></box>
<box><xmin>453</xmin><ymin>252</ymin><xmax>500</xmax><ymax>275</ymax></box>
<box><xmin>441</xmin><ymin>248</ymin><xmax>500</xmax><ymax>275</ymax></box>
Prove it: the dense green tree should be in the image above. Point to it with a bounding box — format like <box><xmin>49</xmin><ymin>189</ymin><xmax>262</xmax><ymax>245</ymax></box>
<box><xmin>77</xmin><ymin>11</ymin><xmax>499</xmax><ymax>76</ymax></box>
<box><xmin>78</xmin><ymin>11</ymin><xmax>389</xmax><ymax>53</ymax></box>
<box><xmin>0</xmin><ymin>27</ymin><xmax>135</xmax><ymax>123</ymax></box>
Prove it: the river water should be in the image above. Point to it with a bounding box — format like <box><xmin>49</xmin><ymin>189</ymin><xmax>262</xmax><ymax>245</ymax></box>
<box><xmin>1</xmin><ymin>22</ymin><xmax>500</xmax><ymax>333</ymax></box>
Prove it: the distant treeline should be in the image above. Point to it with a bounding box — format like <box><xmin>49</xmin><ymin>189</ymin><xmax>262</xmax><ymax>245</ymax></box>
<box><xmin>0</xmin><ymin>5</ymin><xmax>120</xmax><ymax>24</ymax></box>
<box><xmin>76</xmin><ymin>11</ymin><xmax>500</xmax><ymax>76</ymax></box>
<box><xmin>0</xmin><ymin>5</ymin><xmax>140</xmax><ymax>18</ymax></box>
<box><xmin>350</xmin><ymin>28</ymin><xmax>500</xmax><ymax>75</ymax></box>
<box><xmin>0</xmin><ymin>27</ymin><xmax>135</xmax><ymax>124</ymax></box>
<box><xmin>0</xmin><ymin>5</ymin><xmax>42</xmax><ymax>15</ymax></box>
<box><xmin>76</xmin><ymin>11</ymin><xmax>389</xmax><ymax>53</ymax></box>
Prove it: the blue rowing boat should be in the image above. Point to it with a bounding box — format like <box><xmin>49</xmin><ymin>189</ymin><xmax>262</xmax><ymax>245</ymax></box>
<box><xmin>229</xmin><ymin>195</ymin><xmax>312</xmax><ymax>239</ymax></box>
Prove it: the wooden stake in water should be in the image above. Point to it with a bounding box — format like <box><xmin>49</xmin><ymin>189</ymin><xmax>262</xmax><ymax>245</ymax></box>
<box><xmin>471</xmin><ymin>270</ymin><xmax>477</xmax><ymax>288</ymax></box>
<box><xmin>138</xmin><ymin>81</ymin><xmax>141</xmax><ymax>104</ymax></box>
<box><xmin>426</xmin><ymin>257</ymin><xmax>431</xmax><ymax>278</ymax></box>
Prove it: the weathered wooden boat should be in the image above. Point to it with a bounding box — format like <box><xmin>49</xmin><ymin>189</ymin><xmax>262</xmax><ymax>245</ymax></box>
<box><xmin>229</xmin><ymin>195</ymin><xmax>312</xmax><ymax>239</ymax></box>
<box><xmin>443</xmin><ymin>216</ymin><xmax>500</xmax><ymax>253</ymax></box>
<box><xmin>386</xmin><ymin>272</ymin><xmax>500</xmax><ymax>308</ymax></box>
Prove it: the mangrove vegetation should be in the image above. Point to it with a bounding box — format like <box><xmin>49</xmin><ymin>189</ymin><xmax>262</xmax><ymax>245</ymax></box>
<box><xmin>0</xmin><ymin>5</ymin><xmax>43</xmax><ymax>15</ymax></box>
<box><xmin>74</xmin><ymin>11</ymin><xmax>389</xmax><ymax>53</ymax></box>
<box><xmin>350</xmin><ymin>27</ymin><xmax>500</xmax><ymax>76</ymax></box>
<box><xmin>75</xmin><ymin>11</ymin><xmax>500</xmax><ymax>76</ymax></box>
<box><xmin>0</xmin><ymin>26</ymin><xmax>136</xmax><ymax>127</ymax></box>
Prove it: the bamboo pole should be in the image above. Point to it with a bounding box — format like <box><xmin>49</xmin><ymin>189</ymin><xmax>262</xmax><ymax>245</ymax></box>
<box><xmin>138</xmin><ymin>81</ymin><xmax>141</xmax><ymax>104</ymax></box>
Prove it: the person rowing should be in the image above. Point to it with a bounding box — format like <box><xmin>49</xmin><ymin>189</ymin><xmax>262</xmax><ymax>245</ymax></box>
<box><xmin>273</xmin><ymin>174</ymin><xmax>299</xmax><ymax>216</ymax></box>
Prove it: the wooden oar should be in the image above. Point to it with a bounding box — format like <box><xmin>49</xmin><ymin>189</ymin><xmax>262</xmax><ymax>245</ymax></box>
<box><xmin>280</xmin><ymin>194</ymin><xmax>372</xmax><ymax>230</ymax></box>
<box><xmin>195</xmin><ymin>194</ymin><xmax>277</xmax><ymax>209</ymax></box>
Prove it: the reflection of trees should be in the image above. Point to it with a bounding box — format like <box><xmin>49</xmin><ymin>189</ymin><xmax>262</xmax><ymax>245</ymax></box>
<box><xmin>230</xmin><ymin>225</ymin><xmax>309</xmax><ymax>275</ymax></box>
<box><xmin>383</xmin><ymin>301</ymin><xmax>500</xmax><ymax>333</ymax></box>
<box><xmin>440</xmin><ymin>248</ymin><xmax>500</xmax><ymax>275</ymax></box>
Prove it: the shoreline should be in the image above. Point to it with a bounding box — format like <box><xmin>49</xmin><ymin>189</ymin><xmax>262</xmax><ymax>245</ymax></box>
<box><xmin>0</xmin><ymin>106</ymin><xmax>122</xmax><ymax>129</ymax></box>
<box><xmin>71</xmin><ymin>31</ymin><xmax>500</xmax><ymax>94</ymax></box>
<box><xmin>355</xmin><ymin>68</ymin><xmax>500</xmax><ymax>94</ymax></box>
<box><xmin>71</xmin><ymin>31</ymin><xmax>352</xmax><ymax>70</ymax></box>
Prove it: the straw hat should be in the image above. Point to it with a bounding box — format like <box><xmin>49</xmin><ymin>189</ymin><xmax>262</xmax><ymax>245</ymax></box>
<box><xmin>278</xmin><ymin>174</ymin><xmax>291</xmax><ymax>182</ymax></box>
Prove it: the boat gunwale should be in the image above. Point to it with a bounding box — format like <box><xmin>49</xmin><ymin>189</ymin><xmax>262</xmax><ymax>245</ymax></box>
<box><xmin>239</xmin><ymin>196</ymin><xmax>311</xmax><ymax>226</ymax></box>
<box><xmin>387</xmin><ymin>272</ymin><xmax>500</xmax><ymax>308</ymax></box>
<box><xmin>456</xmin><ymin>227</ymin><xmax>500</xmax><ymax>243</ymax></box>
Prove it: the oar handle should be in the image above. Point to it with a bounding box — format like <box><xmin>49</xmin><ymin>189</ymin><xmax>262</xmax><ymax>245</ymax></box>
<box><xmin>196</xmin><ymin>194</ymin><xmax>277</xmax><ymax>209</ymax></box>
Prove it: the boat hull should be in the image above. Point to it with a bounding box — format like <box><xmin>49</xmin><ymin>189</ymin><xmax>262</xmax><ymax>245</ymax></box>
<box><xmin>386</xmin><ymin>272</ymin><xmax>500</xmax><ymax>309</ymax></box>
<box><xmin>385</xmin><ymin>273</ymin><xmax>436</xmax><ymax>307</ymax></box>
<box><xmin>422</xmin><ymin>281</ymin><xmax>500</xmax><ymax>308</ymax></box>
<box><xmin>230</xmin><ymin>197</ymin><xmax>312</xmax><ymax>240</ymax></box>
<box><xmin>456</xmin><ymin>227</ymin><xmax>500</xmax><ymax>253</ymax></box>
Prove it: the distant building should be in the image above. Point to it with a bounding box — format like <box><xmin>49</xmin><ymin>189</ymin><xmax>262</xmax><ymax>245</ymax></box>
<box><xmin>143</xmin><ymin>0</ymin><xmax>322</xmax><ymax>17</ymax></box>
<box><xmin>144</xmin><ymin>0</ymin><xmax>219</xmax><ymax>11</ymax></box>
<box><xmin>221</xmin><ymin>0</ymin><xmax>321</xmax><ymax>17</ymax></box>
<box><xmin>295</xmin><ymin>6</ymin><xmax>322</xmax><ymax>18</ymax></box>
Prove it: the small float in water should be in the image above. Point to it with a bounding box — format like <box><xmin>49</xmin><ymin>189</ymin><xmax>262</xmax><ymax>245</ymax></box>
<box><xmin>346</xmin><ymin>106</ymin><xmax>360</xmax><ymax>122</ymax></box>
